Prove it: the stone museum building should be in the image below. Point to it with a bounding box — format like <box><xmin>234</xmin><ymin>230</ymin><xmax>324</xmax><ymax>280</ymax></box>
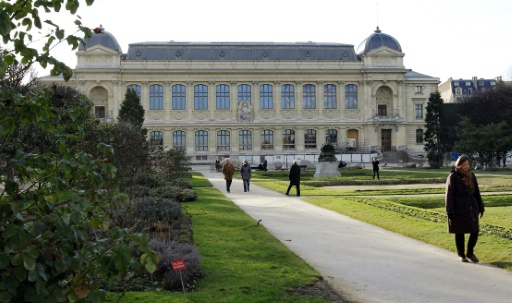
<box><xmin>45</xmin><ymin>25</ymin><xmax>440</xmax><ymax>165</ymax></box>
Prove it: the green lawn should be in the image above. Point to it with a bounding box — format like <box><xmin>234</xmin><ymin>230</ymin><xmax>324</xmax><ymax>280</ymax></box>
<box><xmin>252</xmin><ymin>168</ymin><xmax>512</xmax><ymax>271</ymax></box>
<box><xmin>108</xmin><ymin>168</ymin><xmax>512</xmax><ymax>302</ymax></box>
<box><xmin>108</xmin><ymin>173</ymin><xmax>331</xmax><ymax>303</ymax></box>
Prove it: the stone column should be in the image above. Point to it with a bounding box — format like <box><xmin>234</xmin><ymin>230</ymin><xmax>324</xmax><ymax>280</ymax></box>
<box><xmin>164</xmin><ymin>81</ymin><xmax>171</xmax><ymax>120</ymax></box>
<box><xmin>187</xmin><ymin>81</ymin><xmax>193</xmax><ymax>121</ymax></box>
<box><xmin>252</xmin><ymin>81</ymin><xmax>259</xmax><ymax>120</ymax></box>
<box><xmin>274</xmin><ymin>81</ymin><xmax>281</xmax><ymax>119</ymax></box>
<box><xmin>231</xmin><ymin>127</ymin><xmax>239</xmax><ymax>153</ymax></box>
<box><xmin>209</xmin><ymin>81</ymin><xmax>215</xmax><ymax>120</ymax></box>
<box><xmin>253</xmin><ymin>127</ymin><xmax>261</xmax><ymax>152</ymax></box>
<box><xmin>295</xmin><ymin>81</ymin><xmax>303</xmax><ymax>118</ymax></box>
<box><xmin>186</xmin><ymin>127</ymin><xmax>195</xmax><ymax>154</ymax></box>
<box><xmin>364</xmin><ymin>81</ymin><xmax>372</xmax><ymax>120</ymax></box>
<box><xmin>141</xmin><ymin>81</ymin><xmax>149</xmax><ymax>120</ymax></box>
<box><xmin>208</xmin><ymin>126</ymin><xmax>216</xmax><ymax>153</ymax></box>
<box><xmin>295</xmin><ymin>127</ymin><xmax>304</xmax><ymax>152</ymax></box>
<box><xmin>337</xmin><ymin>80</ymin><xmax>344</xmax><ymax>115</ymax></box>
<box><xmin>396</xmin><ymin>80</ymin><xmax>403</xmax><ymax>118</ymax></box>
<box><xmin>317</xmin><ymin>81</ymin><xmax>324</xmax><ymax>119</ymax></box>
<box><xmin>111</xmin><ymin>80</ymin><xmax>121</xmax><ymax>120</ymax></box>
<box><xmin>231</xmin><ymin>81</ymin><xmax>237</xmax><ymax>121</ymax></box>
<box><xmin>274</xmin><ymin>127</ymin><xmax>282</xmax><ymax>152</ymax></box>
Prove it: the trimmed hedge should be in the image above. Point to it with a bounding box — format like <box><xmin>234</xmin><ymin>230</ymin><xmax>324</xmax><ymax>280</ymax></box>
<box><xmin>350</xmin><ymin>197</ymin><xmax>512</xmax><ymax>240</ymax></box>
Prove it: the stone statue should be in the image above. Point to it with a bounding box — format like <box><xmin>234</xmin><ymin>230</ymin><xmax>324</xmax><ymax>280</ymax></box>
<box><xmin>238</xmin><ymin>101</ymin><xmax>253</xmax><ymax>122</ymax></box>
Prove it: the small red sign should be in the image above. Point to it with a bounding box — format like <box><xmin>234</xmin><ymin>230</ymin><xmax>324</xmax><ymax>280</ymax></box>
<box><xmin>171</xmin><ymin>259</ymin><xmax>186</xmax><ymax>271</ymax></box>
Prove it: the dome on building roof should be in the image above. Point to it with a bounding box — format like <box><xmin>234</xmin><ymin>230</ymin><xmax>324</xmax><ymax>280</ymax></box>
<box><xmin>356</xmin><ymin>27</ymin><xmax>402</xmax><ymax>55</ymax></box>
<box><xmin>78</xmin><ymin>25</ymin><xmax>122</xmax><ymax>53</ymax></box>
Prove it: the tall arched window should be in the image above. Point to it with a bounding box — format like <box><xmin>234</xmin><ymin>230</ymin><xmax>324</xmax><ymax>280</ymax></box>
<box><xmin>326</xmin><ymin>129</ymin><xmax>338</xmax><ymax>145</ymax></box>
<box><xmin>173</xmin><ymin>130</ymin><xmax>186</xmax><ymax>149</ymax></box>
<box><xmin>281</xmin><ymin>84</ymin><xmax>295</xmax><ymax>109</ymax></box>
<box><xmin>194</xmin><ymin>85</ymin><xmax>208</xmax><ymax>110</ymax></box>
<box><xmin>261</xmin><ymin>130</ymin><xmax>274</xmax><ymax>150</ymax></box>
<box><xmin>345</xmin><ymin>84</ymin><xmax>358</xmax><ymax>109</ymax></box>
<box><xmin>304</xmin><ymin>129</ymin><xmax>317</xmax><ymax>149</ymax></box>
<box><xmin>283</xmin><ymin>129</ymin><xmax>295</xmax><ymax>150</ymax></box>
<box><xmin>238</xmin><ymin>84</ymin><xmax>251</xmax><ymax>103</ymax></box>
<box><xmin>216</xmin><ymin>84</ymin><xmax>230</xmax><ymax>109</ymax></box>
<box><xmin>195</xmin><ymin>130</ymin><xmax>208</xmax><ymax>151</ymax></box>
<box><xmin>127</xmin><ymin>84</ymin><xmax>141</xmax><ymax>98</ymax></box>
<box><xmin>150</xmin><ymin>131</ymin><xmax>163</xmax><ymax>146</ymax></box>
<box><xmin>217</xmin><ymin>130</ymin><xmax>230</xmax><ymax>151</ymax></box>
<box><xmin>239</xmin><ymin>130</ymin><xmax>252</xmax><ymax>150</ymax></box>
<box><xmin>172</xmin><ymin>84</ymin><xmax>186</xmax><ymax>110</ymax></box>
<box><xmin>150</xmin><ymin>84</ymin><xmax>163</xmax><ymax>110</ymax></box>
<box><xmin>324</xmin><ymin>84</ymin><xmax>337</xmax><ymax>109</ymax></box>
<box><xmin>303</xmin><ymin>84</ymin><xmax>316</xmax><ymax>109</ymax></box>
<box><xmin>260</xmin><ymin>84</ymin><xmax>273</xmax><ymax>109</ymax></box>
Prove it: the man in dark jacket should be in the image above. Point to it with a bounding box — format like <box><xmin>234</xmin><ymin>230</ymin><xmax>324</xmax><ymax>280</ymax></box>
<box><xmin>222</xmin><ymin>158</ymin><xmax>235</xmax><ymax>193</ymax></box>
<box><xmin>445</xmin><ymin>155</ymin><xmax>485</xmax><ymax>263</ymax></box>
<box><xmin>285</xmin><ymin>160</ymin><xmax>301</xmax><ymax>196</ymax></box>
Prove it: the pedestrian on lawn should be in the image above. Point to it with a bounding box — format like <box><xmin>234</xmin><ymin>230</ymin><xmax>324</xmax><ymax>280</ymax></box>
<box><xmin>372</xmin><ymin>157</ymin><xmax>381</xmax><ymax>179</ymax></box>
<box><xmin>285</xmin><ymin>160</ymin><xmax>301</xmax><ymax>196</ymax></box>
<box><xmin>445</xmin><ymin>155</ymin><xmax>485</xmax><ymax>263</ymax></box>
<box><xmin>222</xmin><ymin>158</ymin><xmax>235</xmax><ymax>193</ymax></box>
<box><xmin>240</xmin><ymin>160</ymin><xmax>252</xmax><ymax>192</ymax></box>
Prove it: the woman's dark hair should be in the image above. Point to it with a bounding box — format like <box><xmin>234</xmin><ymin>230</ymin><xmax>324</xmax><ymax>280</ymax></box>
<box><xmin>455</xmin><ymin>154</ymin><xmax>471</xmax><ymax>168</ymax></box>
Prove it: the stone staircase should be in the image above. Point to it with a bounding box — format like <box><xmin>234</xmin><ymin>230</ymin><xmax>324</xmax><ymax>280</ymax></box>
<box><xmin>380</xmin><ymin>151</ymin><xmax>400</xmax><ymax>165</ymax></box>
<box><xmin>380</xmin><ymin>151</ymin><xmax>426</xmax><ymax>167</ymax></box>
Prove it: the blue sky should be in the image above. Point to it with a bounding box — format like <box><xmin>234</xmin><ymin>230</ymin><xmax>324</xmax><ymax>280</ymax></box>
<box><xmin>35</xmin><ymin>0</ymin><xmax>512</xmax><ymax>83</ymax></box>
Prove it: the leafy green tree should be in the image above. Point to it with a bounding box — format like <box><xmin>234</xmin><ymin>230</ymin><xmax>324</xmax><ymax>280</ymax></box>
<box><xmin>423</xmin><ymin>92</ymin><xmax>446</xmax><ymax>168</ymax></box>
<box><xmin>118</xmin><ymin>88</ymin><xmax>145</xmax><ymax>129</ymax></box>
<box><xmin>455</xmin><ymin>83</ymin><xmax>512</xmax><ymax>166</ymax></box>
<box><xmin>1</xmin><ymin>2</ymin><xmax>160</xmax><ymax>302</ymax></box>
<box><xmin>148</xmin><ymin>147</ymin><xmax>192</xmax><ymax>182</ymax></box>
<box><xmin>83</xmin><ymin>121</ymin><xmax>150</xmax><ymax>192</ymax></box>
<box><xmin>454</xmin><ymin>117</ymin><xmax>511</xmax><ymax>167</ymax></box>
<box><xmin>1</xmin><ymin>91</ymin><xmax>159</xmax><ymax>303</ymax></box>
<box><xmin>0</xmin><ymin>47</ymin><xmax>38</xmax><ymax>93</ymax></box>
<box><xmin>0</xmin><ymin>0</ymin><xmax>94</xmax><ymax>80</ymax></box>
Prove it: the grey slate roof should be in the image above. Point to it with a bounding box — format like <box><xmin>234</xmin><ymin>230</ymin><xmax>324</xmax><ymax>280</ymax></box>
<box><xmin>78</xmin><ymin>26</ymin><xmax>122</xmax><ymax>53</ymax></box>
<box><xmin>356</xmin><ymin>27</ymin><xmax>402</xmax><ymax>55</ymax></box>
<box><xmin>125</xmin><ymin>41</ymin><xmax>358</xmax><ymax>61</ymax></box>
<box><xmin>405</xmin><ymin>71</ymin><xmax>436</xmax><ymax>78</ymax></box>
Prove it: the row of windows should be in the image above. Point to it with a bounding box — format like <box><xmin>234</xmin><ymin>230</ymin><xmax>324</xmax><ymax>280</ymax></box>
<box><xmin>149</xmin><ymin>128</ymin><xmax>424</xmax><ymax>150</ymax></box>
<box><xmin>150</xmin><ymin>129</ymin><xmax>339</xmax><ymax>151</ymax></box>
<box><xmin>128</xmin><ymin>83</ymin><xmax>359</xmax><ymax>111</ymax></box>
<box><xmin>453</xmin><ymin>81</ymin><xmax>496</xmax><ymax>87</ymax></box>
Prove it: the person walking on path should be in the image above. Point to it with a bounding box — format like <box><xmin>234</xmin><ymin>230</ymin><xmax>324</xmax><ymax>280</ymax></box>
<box><xmin>285</xmin><ymin>160</ymin><xmax>301</xmax><ymax>196</ymax></box>
<box><xmin>240</xmin><ymin>160</ymin><xmax>252</xmax><ymax>192</ymax></box>
<box><xmin>372</xmin><ymin>157</ymin><xmax>381</xmax><ymax>179</ymax></box>
<box><xmin>446</xmin><ymin>154</ymin><xmax>485</xmax><ymax>263</ymax></box>
<box><xmin>222</xmin><ymin>158</ymin><xmax>235</xmax><ymax>193</ymax></box>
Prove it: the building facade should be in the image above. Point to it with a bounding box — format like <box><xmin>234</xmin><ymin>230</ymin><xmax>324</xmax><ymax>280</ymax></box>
<box><xmin>44</xmin><ymin>26</ymin><xmax>440</xmax><ymax>165</ymax></box>
<box><xmin>439</xmin><ymin>76</ymin><xmax>501</xmax><ymax>103</ymax></box>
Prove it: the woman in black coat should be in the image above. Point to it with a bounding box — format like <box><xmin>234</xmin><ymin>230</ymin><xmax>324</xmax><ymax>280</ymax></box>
<box><xmin>445</xmin><ymin>155</ymin><xmax>485</xmax><ymax>263</ymax></box>
<box><xmin>285</xmin><ymin>160</ymin><xmax>301</xmax><ymax>196</ymax></box>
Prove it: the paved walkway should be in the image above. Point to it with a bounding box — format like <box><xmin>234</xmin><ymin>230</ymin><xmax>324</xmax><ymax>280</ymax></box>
<box><xmin>199</xmin><ymin>167</ymin><xmax>512</xmax><ymax>303</ymax></box>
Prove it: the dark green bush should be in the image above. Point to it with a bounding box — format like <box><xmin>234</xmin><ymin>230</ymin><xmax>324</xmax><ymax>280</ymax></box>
<box><xmin>135</xmin><ymin>196</ymin><xmax>182</xmax><ymax>228</ymax></box>
<box><xmin>149</xmin><ymin>185</ymin><xmax>198</xmax><ymax>202</ymax></box>
<box><xmin>176</xmin><ymin>188</ymin><xmax>198</xmax><ymax>202</ymax></box>
<box><xmin>147</xmin><ymin>240</ymin><xmax>203</xmax><ymax>291</ymax></box>
<box><xmin>172</xmin><ymin>178</ymin><xmax>193</xmax><ymax>189</ymax></box>
<box><xmin>134</xmin><ymin>172</ymin><xmax>168</xmax><ymax>189</ymax></box>
<box><xmin>149</xmin><ymin>185</ymin><xmax>178</xmax><ymax>200</ymax></box>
